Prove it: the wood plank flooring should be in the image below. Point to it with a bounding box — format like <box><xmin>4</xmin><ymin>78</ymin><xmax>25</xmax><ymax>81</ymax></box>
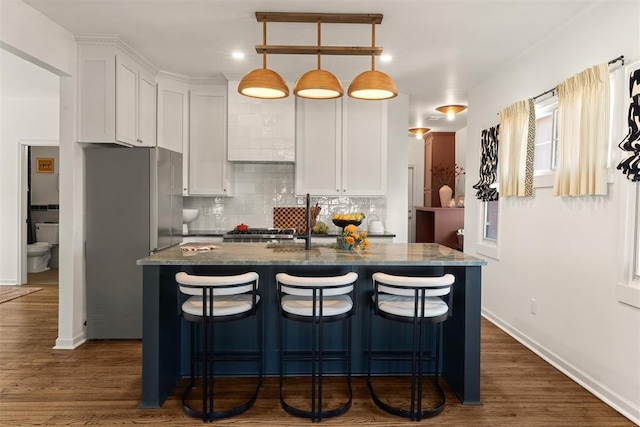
<box><xmin>0</xmin><ymin>284</ymin><xmax>634</xmax><ymax>426</ymax></box>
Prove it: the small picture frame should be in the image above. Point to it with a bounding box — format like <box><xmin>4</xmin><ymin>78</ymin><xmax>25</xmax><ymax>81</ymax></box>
<box><xmin>36</xmin><ymin>158</ymin><xmax>54</xmax><ymax>173</ymax></box>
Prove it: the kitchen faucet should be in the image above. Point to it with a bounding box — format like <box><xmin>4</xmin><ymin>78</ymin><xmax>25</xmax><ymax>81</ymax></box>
<box><xmin>298</xmin><ymin>193</ymin><xmax>312</xmax><ymax>250</ymax></box>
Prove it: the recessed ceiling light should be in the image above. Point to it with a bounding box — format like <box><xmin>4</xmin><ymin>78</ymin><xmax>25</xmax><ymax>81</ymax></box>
<box><xmin>380</xmin><ymin>54</ymin><xmax>392</xmax><ymax>63</ymax></box>
<box><xmin>232</xmin><ymin>51</ymin><xmax>245</xmax><ymax>60</ymax></box>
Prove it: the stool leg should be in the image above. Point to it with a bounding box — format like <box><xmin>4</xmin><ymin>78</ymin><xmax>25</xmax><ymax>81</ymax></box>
<box><xmin>410</xmin><ymin>316</ymin><xmax>418</xmax><ymax>419</ymax></box>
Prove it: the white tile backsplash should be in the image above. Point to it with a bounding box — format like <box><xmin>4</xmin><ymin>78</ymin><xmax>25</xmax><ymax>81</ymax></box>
<box><xmin>184</xmin><ymin>163</ymin><xmax>386</xmax><ymax>232</ymax></box>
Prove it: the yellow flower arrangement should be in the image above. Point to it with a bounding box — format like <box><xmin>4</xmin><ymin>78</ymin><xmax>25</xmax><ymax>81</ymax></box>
<box><xmin>336</xmin><ymin>224</ymin><xmax>370</xmax><ymax>251</ymax></box>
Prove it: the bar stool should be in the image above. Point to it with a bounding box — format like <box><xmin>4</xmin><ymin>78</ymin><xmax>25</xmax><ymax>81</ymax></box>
<box><xmin>175</xmin><ymin>271</ymin><xmax>262</xmax><ymax>422</ymax></box>
<box><xmin>368</xmin><ymin>272</ymin><xmax>455</xmax><ymax>421</ymax></box>
<box><xmin>276</xmin><ymin>271</ymin><xmax>358</xmax><ymax>422</ymax></box>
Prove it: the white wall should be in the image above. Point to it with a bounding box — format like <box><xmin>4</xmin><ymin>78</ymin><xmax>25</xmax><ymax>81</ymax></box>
<box><xmin>0</xmin><ymin>55</ymin><xmax>59</xmax><ymax>284</ymax></box>
<box><xmin>386</xmin><ymin>93</ymin><xmax>409</xmax><ymax>243</ymax></box>
<box><xmin>465</xmin><ymin>2</ymin><xmax>640</xmax><ymax>423</ymax></box>
<box><xmin>0</xmin><ymin>0</ymin><xmax>82</xmax><ymax>349</ymax></box>
<box><xmin>31</xmin><ymin>146</ymin><xmax>60</xmax><ymax>205</ymax></box>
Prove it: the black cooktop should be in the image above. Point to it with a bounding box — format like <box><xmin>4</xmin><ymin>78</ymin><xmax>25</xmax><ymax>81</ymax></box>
<box><xmin>226</xmin><ymin>228</ymin><xmax>296</xmax><ymax>235</ymax></box>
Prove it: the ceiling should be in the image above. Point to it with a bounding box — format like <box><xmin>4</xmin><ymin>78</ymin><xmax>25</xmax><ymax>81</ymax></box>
<box><xmin>21</xmin><ymin>0</ymin><xmax>600</xmax><ymax>133</ymax></box>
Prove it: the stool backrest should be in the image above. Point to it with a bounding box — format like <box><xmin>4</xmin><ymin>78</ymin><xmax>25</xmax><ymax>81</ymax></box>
<box><xmin>276</xmin><ymin>272</ymin><xmax>358</xmax><ymax>297</ymax></box>
<box><xmin>373</xmin><ymin>272</ymin><xmax>454</xmax><ymax>298</ymax></box>
<box><xmin>175</xmin><ymin>271</ymin><xmax>259</xmax><ymax>296</ymax></box>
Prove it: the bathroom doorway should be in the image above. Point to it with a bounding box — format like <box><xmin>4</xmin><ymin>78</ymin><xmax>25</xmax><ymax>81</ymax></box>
<box><xmin>20</xmin><ymin>141</ymin><xmax>60</xmax><ymax>285</ymax></box>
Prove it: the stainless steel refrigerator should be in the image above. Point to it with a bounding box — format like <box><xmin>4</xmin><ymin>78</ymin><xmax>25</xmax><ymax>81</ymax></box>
<box><xmin>85</xmin><ymin>146</ymin><xmax>182</xmax><ymax>339</ymax></box>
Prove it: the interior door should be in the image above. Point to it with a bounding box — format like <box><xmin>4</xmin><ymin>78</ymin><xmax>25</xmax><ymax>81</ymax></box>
<box><xmin>408</xmin><ymin>166</ymin><xmax>415</xmax><ymax>243</ymax></box>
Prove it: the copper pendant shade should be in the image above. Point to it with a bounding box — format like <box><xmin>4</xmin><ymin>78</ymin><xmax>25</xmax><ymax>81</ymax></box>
<box><xmin>408</xmin><ymin>127</ymin><xmax>431</xmax><ymax>137</ymax></box>
<box><xmin>347</xmin><ymin>19</ymin><xmax>397</xmax><ymax>101</ymax></box>
<box><xmin>238</xmin><ymin>18</ymin><xmax>289</xmax><ymax>99</ymax></box>
<box><xmin>293</xmin><ymin>20</ymin><xmax>343</xmax><ymax>99</ymax></box>
<box><xmin>435</xmin><ymin>104</ymin><xmax>467</xmax><ymax>119</ymax></box>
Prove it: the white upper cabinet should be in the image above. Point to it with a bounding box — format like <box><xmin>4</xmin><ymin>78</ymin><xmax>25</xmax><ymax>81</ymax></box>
<box><xmin>342</xmin><ymin>97</ymin><xmax>388</xmax><ymax>196</ymax></box>
<box><xmin>78</xmin><ymin>43</ymin><xmax>156</xmax><ymax>147</ymax></box>
<box><xmin>188</xmin><ymin>88</ymin><xmax>229</xmax><ymax>196</ymax></box>
<box><xmin>295</xmin><ymin>98</ymin><xmax>342</xmax><ymax>195</ymax></box>
<box><xmin>227</xmin><ymin>80</ymin><xmax>295</xmax><ymax>162</ymax></box>
<box><xmin>156</xmin><ymin>77</ymin><xmax>188</xmax><ymax>154</ymax></box>
<box><xmin>296</xmin><ymin>97</ymin><xmax>388</xmax><ymax>196</ymax></box>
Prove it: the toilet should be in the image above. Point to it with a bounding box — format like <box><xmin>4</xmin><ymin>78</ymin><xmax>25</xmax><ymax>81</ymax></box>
<box><xmin>27</xmin><ymin>223</ymin><xmax>59</xmax><ymax>273</ymax></box>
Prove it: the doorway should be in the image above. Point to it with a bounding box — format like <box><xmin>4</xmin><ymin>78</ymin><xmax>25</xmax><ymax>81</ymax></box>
<box><xmin>19</xmin><ymin>141</ymin><xmax>60</xmax><ymax>285</ymax></box>
<box><xmin>407</xmin><ymin>166</ymin><xmax>416</xmax><ymax>243</ymax></box>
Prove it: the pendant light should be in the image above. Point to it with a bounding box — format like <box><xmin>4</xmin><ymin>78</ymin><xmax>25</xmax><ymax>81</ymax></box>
<box><xmin>435</xmin><ymin>104</ymin><xmax>467</xmax><ymax>120</ymax></box>
<box><xmin>293</xmin><ymin>19</ymin><xmax>343</xmax><ymax>99</ymax></box>
<box><xmin>347</xmin><ymin>19</ymin><xmax>397</xmax><ymax>100</ymax></box>
<box><xmin>408</xmin><ymin>127</ymin><xmax>431</xmax><ymax>138</ymax></box>
<box><xmin>238</xmin><ymin>18</ymin><xmax>289</xmax><ymax>99</ymax></box>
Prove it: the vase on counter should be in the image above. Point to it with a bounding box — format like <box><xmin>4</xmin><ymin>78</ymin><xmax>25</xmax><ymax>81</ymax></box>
<box><xmin>336</xmin><ymin>237</ymin><xmax>352</xmax><ymax>250</ymax></box>
<box><xmin>439</xmin><ymin>184</ymin><xmax>453</xmax><ymax>207</ymax></box>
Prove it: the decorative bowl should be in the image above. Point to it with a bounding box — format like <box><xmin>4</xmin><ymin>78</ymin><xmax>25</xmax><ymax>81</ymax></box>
<box><xmin>332</xmin><ymin>219</ymin><xmax>362</xmax><ymax>229</ymax></box>
<box><xmin>182</xmin><ymin>209</ymin><xmax>199</xmax><ymax>224</ymax></box>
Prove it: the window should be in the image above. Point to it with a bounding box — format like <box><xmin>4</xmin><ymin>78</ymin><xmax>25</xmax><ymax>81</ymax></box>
<box><xmin>484</xmin><ymin>200</ymin><xmax>499</xmax><ymax>241</ymax></box>
<box><xmin>534</xmin><ymin>103</ymin><xmax>558</xmax><ymax>173</ymax></box>
<box><xmin>533</xmin><ymin>73</ymin><xmax>616</xmax><ymax>178</ymax></box>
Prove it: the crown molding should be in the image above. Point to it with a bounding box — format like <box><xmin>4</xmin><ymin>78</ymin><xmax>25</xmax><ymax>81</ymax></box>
<box><xmin>75</xmin><ymin>34</ymin><xmax>158</xmax><ymax>74</ymax></box>
<box><xmin>75</xmin><ymin>34</ymin><xmax>226</xmax><ymax>84</ymax></box>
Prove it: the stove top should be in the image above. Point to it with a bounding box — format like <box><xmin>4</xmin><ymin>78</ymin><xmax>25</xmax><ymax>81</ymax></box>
<box><xmin>226</xmin><ymin>227</ymin><xmax>295</xmax><ymax>235</ymax></box>
<box><xmin>223</xmin><ymin>227</ymin><xmax>296</xmax><ymax>242</ymax></box>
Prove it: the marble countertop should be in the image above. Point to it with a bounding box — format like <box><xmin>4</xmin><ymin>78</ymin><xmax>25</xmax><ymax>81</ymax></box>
<box><xmin>138</xmin><ymin>242</ymin><xmax>486</xmax><ymax>266</ymax></box>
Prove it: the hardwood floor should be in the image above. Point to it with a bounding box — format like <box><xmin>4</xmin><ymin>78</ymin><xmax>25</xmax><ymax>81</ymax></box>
<box><xmin>0</xmin><ymin>284</ymin><xmax>634</xmax><ymax>426</ymax></box>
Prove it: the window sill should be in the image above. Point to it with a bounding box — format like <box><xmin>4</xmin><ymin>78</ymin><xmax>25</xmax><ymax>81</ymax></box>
<box><xmin>477</xmin><ymin>240</ymin><xmax>499</xmax><ymax>260</ymax></box>
<box><xmin>616</xmin><ymin>282</ymin><xmax>640</xmax><ymax>309</ymax></box>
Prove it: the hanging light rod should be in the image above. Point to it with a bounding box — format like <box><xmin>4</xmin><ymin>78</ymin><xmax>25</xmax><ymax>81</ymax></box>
<box><xmin>256</xmin><ymin>45</ymin><xmax>382</xmax><ymax>56</ymax></box>
<box><xmin>255</xmin><ymin>12</ymin><xmax>383</xmax><ymax>24</ymax></box>
<box><xmin>254</xmin><ymin>12</ymin><xmax>384</xmax><ymax>56</ymax></box>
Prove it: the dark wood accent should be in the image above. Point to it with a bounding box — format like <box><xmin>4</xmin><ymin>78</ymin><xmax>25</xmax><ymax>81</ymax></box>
<box><xmin>255</xmin><ymin>44</ymin><xmax>383</xmax><ymax>56</ymax></box>
<box><xmin>415</xmin><ymin>207</ymin><xmax>464</xmax><ymax>250</ymax></box>
<box><xmin>424</xmin><ymin>132</ymin><xmax>456</xmax><ymax>207</ymax></box>
<box><xmin>255</xmin><ymin>12</ymin><xmax>383</xmax><ymax>24</ymax></box>
<box><xmin>1</xmin><ymin>283</ymin><xmax>633</xmax><ymax>426</ymax></box>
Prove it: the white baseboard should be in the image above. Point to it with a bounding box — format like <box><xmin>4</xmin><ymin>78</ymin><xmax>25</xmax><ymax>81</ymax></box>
<box><xmin>0</xmin><ymin>280</ymin><xmax>18</xmax><ymax>285</ymax></box>
<box><xmin>482</xmin><ymin>309</ymin><xmax>640</xmax><ymax>426</ymax></box>
<box><xmin>53</xmin><ymin>332</ymin><xmax>87</xmax><ymax>350</ymax></box>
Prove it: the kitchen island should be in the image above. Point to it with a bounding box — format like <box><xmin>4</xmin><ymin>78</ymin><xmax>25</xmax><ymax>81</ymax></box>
<box><xmin>137</xmin><ymin>242</ymin><xmax>486</xmax><ymax>408</ymax></box>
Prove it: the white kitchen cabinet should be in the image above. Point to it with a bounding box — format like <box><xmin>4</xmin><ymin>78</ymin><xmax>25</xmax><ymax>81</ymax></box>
<box><xmin>296</xmin><ymin>98</ymin><xmax>342</xmax><ymax>195</ymax></box>
<box><xmin>78</xmin><ymin>43</ymin><xmax>156</xmax><ymax>147</ymax></box>
<box><xmin>342</xmin><ymin>97</ymin><xmax>388</xmax><ymax>195</ymax></box>
<box><xmin>296</xmin><ymin>97</ymin><xmax>388</xmax><ymax>196</ymax></box>
<box><xmin>156</xmin><ymin>77</ymin><xmax>189</xmax><ymax>154</ymax></box>
<box><xmin>187</xmin><ymin>88</ymin><xmax>229</xmax><ymax>196</ymax></box>
<box><xmin>227</xmin><ymin>80</ymin><xmax>295</xmax><ymax>162</ymax></box>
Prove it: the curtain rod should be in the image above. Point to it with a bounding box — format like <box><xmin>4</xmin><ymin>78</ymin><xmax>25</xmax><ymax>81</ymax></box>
<box><xmin>532</xmin><ymin>55</ymin><xmax>625</xmax><ymax>102</ymax></box>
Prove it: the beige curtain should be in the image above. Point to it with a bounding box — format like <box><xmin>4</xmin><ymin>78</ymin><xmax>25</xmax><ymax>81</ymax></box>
<box><xmin>554</xmin><ymin>63</ymin><xmax>610</xmax><ymax>196</ymax></box>
<box><xmin>498</xmin><ymin>99</ymin><xmax>535</xmax><ymax>197</ymax></box>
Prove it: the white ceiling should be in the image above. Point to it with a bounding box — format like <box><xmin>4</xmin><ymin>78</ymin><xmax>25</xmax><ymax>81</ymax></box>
<box><xmin>20</xmin><ymin>0</ymin><xmax>600</xmax><ymax>132</ymax></box>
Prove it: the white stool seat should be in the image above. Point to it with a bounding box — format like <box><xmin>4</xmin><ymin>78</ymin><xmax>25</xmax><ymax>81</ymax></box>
<box><xmin>282</xmin><ymin>294</ymin><xmax>352</xmax><ymax>317</ymax></box>
<box><xmin>374</xmin><ymin>294</ymin><xmax>448</xmax><ymax>318</ymax></box>
<box><xmin>182</xmin><ymin>294</ymin><xmax>261</xmax><ymax>317</ymax></box>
